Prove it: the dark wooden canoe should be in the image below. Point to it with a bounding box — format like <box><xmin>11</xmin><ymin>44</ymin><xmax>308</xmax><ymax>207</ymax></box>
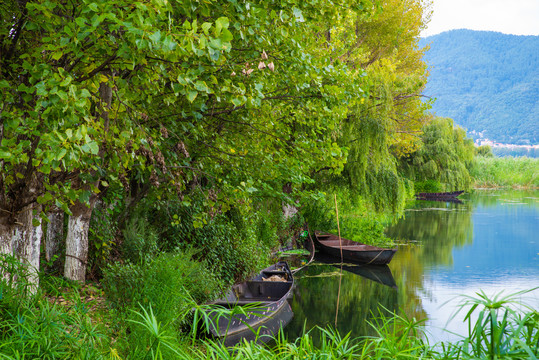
<box><xmin>416</xmin><ymin>190</ymin><xmax>464</xmax><ymax>200</ymax></box>
<box><xmin>314</xmin><ymin>232</ymin><xmax>397</xmax><ymax>265</ymax></box>
<box><xmin>204</xmin><ymin>262</ymin><xmax>294</xmax><ymax>346</ymax></box>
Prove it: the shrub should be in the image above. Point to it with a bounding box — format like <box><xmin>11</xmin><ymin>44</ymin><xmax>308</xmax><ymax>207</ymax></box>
<box><xmin>414</xmin><ymin>179</ymin><xmax>443</xmax><ymax>193</ymax></box>
<box><xmin>301</xmin><ymin>187</ymin><xmax>394</xmax><ymax>247</ymax></box>
<box><xmin>102</xmin><ymin>249</ymin><xmax>219</xmax><ymax>319</ymax></box>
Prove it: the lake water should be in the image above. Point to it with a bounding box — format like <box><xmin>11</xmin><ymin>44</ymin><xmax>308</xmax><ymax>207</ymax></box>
<box><xmin>284</xmin><ymin>189</ymin><xmax>539</xmax><ymax>344</ymax></box>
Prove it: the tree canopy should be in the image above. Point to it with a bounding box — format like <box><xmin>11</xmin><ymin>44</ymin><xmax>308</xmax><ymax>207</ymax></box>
<box><xmin>1</xmin><ymin>0</ymin><xmax>434</xmax><ymax>283</ymax></box>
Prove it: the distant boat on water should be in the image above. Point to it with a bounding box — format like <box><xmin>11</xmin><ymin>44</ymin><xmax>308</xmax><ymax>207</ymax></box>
<box><xmin>415</xmin><ymin>190</ymin><xmax>464</xmax><ymax>201</ymax></box>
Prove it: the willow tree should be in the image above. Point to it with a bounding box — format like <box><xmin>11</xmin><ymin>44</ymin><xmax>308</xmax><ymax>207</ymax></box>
<box><xmin>399</xmin><ymin>116</ymin><xmax>475</xmax><ymax>191</ymax></box>
<box><xmin>316</xmin><ymin>0</ymin><xmax>432</xmax><ymax>212</ymax></box>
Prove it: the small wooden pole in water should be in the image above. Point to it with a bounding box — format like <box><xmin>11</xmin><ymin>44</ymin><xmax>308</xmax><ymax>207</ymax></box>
<box><xmin>334</xmin><ymin>194</ymin><xmax>343</xmax><ymax>328</ymax></box>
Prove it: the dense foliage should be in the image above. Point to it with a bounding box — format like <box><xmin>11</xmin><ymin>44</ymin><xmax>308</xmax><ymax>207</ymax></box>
<box><xmin>398</xmin><ymin>116</ymin><xmax>475</xmax><ymax>191</ymax></box>
<box><xmin>1</xmin><ymin>0</ymin><xmax>433</xmax><ymax>284</ymax></box>
<box><xmin>420</xmin><ymin>29</ymin><xmax>539</xmax><ymax>145</ymax></box>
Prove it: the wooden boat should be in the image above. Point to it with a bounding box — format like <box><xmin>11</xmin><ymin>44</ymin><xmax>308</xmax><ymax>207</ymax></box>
<box><xmin>204</xmin><ymin>262</ymin><xmax>294</xmax><ymax>346</ymax></box>
<box><xmin>313</xmin><ymin>232</ymin><xmax>397</xmax><ymax>265</ymax></box>
<box><xmin>416</xmin><ymin>190</ymin><xmax>464</xmax><ymax>200</ymax></box>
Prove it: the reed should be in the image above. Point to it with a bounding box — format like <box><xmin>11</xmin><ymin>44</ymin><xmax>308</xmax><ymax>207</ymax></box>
<box><xmin>471</xmin><ymin>156</ymin><xmax>539</xmax><ymax>188</ymax></box>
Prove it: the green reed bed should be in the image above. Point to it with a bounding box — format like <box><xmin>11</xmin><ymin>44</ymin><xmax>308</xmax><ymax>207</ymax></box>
<box><xmin>471</xmin><ymin>156</ymin><xmax>539</xmax><ymax>188</ymax></box>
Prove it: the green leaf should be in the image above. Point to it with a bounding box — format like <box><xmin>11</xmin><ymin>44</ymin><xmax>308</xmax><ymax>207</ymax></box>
<box><xmin>202</xmin><ymin>22</ymin><xmax>212</xmax><ymax>34</ymax></box>
<box><xmin>187</xmin><ymin>90</ymin><xmax>198</xmax><ymax>103</ymax></box>
<box><xmin>194</xmin><ymin>81</ymin><xmax>211</xmax><ymax>93</ymax></box>
<box><xmin>292</xmin><ymin>7</ymin><xmax>305</xmax><ymax>22</ymax></box>
<box><xmin>215</xmin><ymin>17</ymin><xmax>229</xmax><ymax>36</ymax></box>
<box><xmin>88</xmin><ymin>141</ymin><xmax>99</xmax><ymax>155</ymax></box>
<box><xmin>220</xmin><ymin>29</ymin><xmax>233</xmax><ymax>43</ymax></box>
<box><xmin>149</xmin><ymin>30</ymin><xmax>161</xmax><ymax>43</ymax></box>
<box><xmin>56</xmin><ymin>148</ymin><xmax>67</xmax><ymax>160</ymax></box>
<box><xmin>0</xmin><ymin>150</ymin><xmax>12</xmax><ymax>159</ymax></box>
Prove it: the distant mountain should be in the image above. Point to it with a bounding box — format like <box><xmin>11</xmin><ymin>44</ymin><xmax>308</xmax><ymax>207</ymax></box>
<box><xmin>419</xmin><ymin>29</ymin><xmax>539</xmax><ymax>145</ymax></box>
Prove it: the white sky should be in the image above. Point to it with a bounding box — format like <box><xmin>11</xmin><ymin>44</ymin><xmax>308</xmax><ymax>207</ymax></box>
<box><xmin>421</xmin><ymin>0</ymin><xmax>539</xmax><ymax>37</ymax></box>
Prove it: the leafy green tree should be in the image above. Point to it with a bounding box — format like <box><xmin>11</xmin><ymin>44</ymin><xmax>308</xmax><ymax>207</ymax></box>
<box><xmin>475</xmin><ymin>145</ymin><xmax>494</xmax><ymax>157</ymax></box>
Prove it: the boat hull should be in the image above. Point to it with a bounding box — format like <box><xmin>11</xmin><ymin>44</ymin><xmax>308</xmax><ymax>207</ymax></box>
<box><xmin>416</xmin><ymin>190</ymin><xmax>464</xmax><ymax>200</ymax></box>
<box><xmin>314</xmin><ymin>232</ymin><xmax>397</xmax><ymax>265</ymax></box>
<box><xmin>204</xmin><ymin>262</ymin><xmax>294</xmax><ymax>346</ymax></box>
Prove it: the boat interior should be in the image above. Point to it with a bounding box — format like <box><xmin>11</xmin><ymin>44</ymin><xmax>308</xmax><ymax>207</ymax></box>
<box><xmin>210</xmin><ymin>268</ymin><xmax>292</xmax><ymax>307</ymax></box>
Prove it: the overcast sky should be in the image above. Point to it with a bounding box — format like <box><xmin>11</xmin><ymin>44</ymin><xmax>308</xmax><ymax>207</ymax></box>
<box><xmin>421</xmin><ymin>0</ymin><xmax>539</xmax><ymax>37</ymax></box>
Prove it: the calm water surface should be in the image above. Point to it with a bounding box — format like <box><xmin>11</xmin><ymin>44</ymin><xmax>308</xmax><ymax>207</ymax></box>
<box><xmin>284</xmin><ymin>190</ymin><xmax>539</xmax><ymax>344</ymax></box>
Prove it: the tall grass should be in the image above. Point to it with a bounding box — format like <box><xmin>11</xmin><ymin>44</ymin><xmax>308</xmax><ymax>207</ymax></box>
<box><xmin>0</xmin><ymin>255</ymin><xmax>109</xmax><ymax>359</ymax></box>
<box><xmin>126</xmin><ymin>288</ymin><xmax>538</xmax><ymax>360</ymax></box>
<box><xmin>471</xmin><ymin>157</ymin><xmax>539</xmax><ymax>188</ymax></box>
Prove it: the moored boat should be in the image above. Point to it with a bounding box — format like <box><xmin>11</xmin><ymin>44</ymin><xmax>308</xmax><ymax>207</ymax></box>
<box><xmin>416</xmin><ymin>190</ymin><xmax>464</xmax><ymax>200</ymax></box>
<box><xmin>313</xmin><ymin>232</ymin><xmax>397</xmax><ymax>265</ymax></box>
<box><xmin>204</xmin><ymin>262</ymin><xmax>294</xmax><ymax>346</ymax></box>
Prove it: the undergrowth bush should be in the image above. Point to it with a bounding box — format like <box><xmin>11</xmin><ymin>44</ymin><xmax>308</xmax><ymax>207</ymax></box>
<box><xmin>414</xmin><ymin>179</ymin><xmax>443</xmax><ymax>193</ymax></box>
<box><xmin>102</xmin><ymin>249</ymin><xmax>219</xmax><ymax>318</ymax></box>
<box><xmin>0</xmin><ymin>255</ymin><xmax>108</xmax><ymax>359</ymax></box>
<box><xmin>127</xmin><ymin>191</ymin><xmax>286</xmax><ymax>284</ymax></box>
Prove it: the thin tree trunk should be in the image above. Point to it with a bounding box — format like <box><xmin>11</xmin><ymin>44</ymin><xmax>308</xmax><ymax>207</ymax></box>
<box><xmin>64</xmin><ymin>199</ymin><xmax>95</xmax><ymax>282</ymax></box>
<box><xmin>63</xmin><ymin>81</ymin><xmax>109</xmax><ymax>282</ymax></box>
<box><xmin>0</xmin><ymin>213</ymin><xmax>14</xmax><ymax>282</ymax></box>
<box><xmin>282</xmin><ymin>182</ymin><xmax>298</xmax><ymax>220</ymax></box>
<box><xmin>46</xmin><ymin>209</ymin><xmax>64</xmax><ymax>262</ymax></box>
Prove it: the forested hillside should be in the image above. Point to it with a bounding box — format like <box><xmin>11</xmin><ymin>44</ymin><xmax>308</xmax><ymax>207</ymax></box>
<box><xmin>420</xmin><ymin>30</ymin><xmax>539</xmax><ymax>145</ymax></box>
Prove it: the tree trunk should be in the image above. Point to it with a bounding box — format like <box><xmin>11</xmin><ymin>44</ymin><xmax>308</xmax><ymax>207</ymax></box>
<box><xmin>0</xmin><ymin>213</ymin><xmax>14</xmax><ymax>282</ymax></box>
<box><xmin>0</xmin><ymin>214</ymin><xmax>13</xmax><ymax>256</ymax></box>
<box><xmin>64</xmin><ymin>199</ymin><xmax>95</xmax><ymax>282</ymax></box>
<box><xmin>45</xmin><ymin>209</ymin><xmax>64</xmax><ymax>262</ymax></box>
<box><xmin>282</xmin><ymin>182</ymin><xmax>298</xmax><ymax>220</ymax></box>
<box><xmin>11</xmin><ymin>204</ymin><xmax>42</xmax><ymax>293</ymax></box>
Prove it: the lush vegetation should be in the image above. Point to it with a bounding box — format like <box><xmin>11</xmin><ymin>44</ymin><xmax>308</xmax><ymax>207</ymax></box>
<box><xmin>420</xmin><ymin>29</ymin><xmax>539</xmax><ymax>145</ymax></box>
<box><xmin>2</xmin><ymin>0</ymin><xmax>535</xmax><ymax>358</ymax></box>
<box><xmin>471</xmin><ymin>156</ymin><xmax>539</xmax><ymax>188</ymax></box>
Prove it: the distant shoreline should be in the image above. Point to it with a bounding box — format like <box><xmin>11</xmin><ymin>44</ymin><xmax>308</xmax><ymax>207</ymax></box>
<box><xmin>476</xmin><ymin>140</ymin><xmax>539</xmax><ymax>150</ymax></box>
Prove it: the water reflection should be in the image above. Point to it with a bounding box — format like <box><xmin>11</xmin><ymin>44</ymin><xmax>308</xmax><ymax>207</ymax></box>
<box><xmin>284</xmin><ymin>190</ymin><xmax>539</xmax><ymax>344</ymax></box>
<box><xmin>284</xmin><ymin>261</ymin><xmax>399</xmax><ymax>341</ymax></box>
